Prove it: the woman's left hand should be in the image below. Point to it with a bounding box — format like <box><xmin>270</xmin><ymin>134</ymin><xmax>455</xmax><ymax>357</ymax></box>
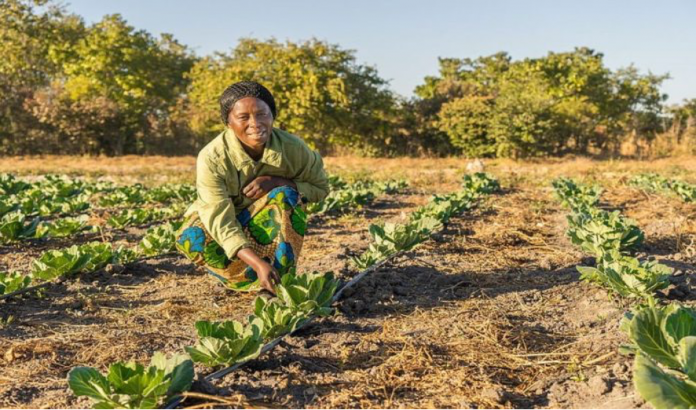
<box><xmin>243</xmin><ymin>176</ymin><xmax>295</xmax><ymax>199</ymax></box>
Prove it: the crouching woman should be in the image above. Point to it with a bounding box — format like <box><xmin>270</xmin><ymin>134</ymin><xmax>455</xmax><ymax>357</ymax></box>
<box><xmin>176</xmin><ymin>81</ymin><xmax>328</xmax><ymax>294</ymax></box>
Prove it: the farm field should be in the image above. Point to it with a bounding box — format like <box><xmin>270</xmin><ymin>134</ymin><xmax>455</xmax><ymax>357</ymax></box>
<box><xmin>0</xmin><ymin>155</ymin><xmax>695</xmax><ymax>409</ymax></box>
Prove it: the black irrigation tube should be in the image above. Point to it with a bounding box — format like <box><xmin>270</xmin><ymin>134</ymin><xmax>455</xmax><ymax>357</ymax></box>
<box><xmin>0</xmin><ymin>252</ymin><xmax>179</xmax><ymax>302</ymax></box>
<box><xmin>165</xmin><ymin>191</ymin><xmax>492</xmax><ymax>409</ymax></box>
<box><xmin>205</xmin><ymin>253</ymin><xmax>399</xmax><ymax>381</ymax></box>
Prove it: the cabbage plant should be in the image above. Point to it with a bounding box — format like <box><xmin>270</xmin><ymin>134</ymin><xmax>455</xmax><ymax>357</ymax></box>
<box><xmin>462</xmin><ymin>172</ymin><xmax>500</xmax><ymax>195</ymax></box>
<box><xmin>552</xmin><ymin>177</ymin><xmax>602</xmax><ymax>212</ymax></box>
<box><xmin>138</xmin><ymin>221</ymin><xmax>182</xmax><ymax>256</ymax></box>
<box><xmin>185</xmin><ymin>319</ymin><xmax>263</xmax><ymax>367</ymax></box>
<box><xmin>0</xmin><ymin>271</ymin><xmax>32</xmax><ymax>295</ymax></box>
<box><xmin>35</xmin><ymin>215</ymin><xmax>90</xmax><ymax>239</ymax></box>
<box><xmin>67</xmin><ymin>352</ymin><xmax>194</xmax><ymax>409</ymax></box>
<box><xmin>253</xmin><ymin>296</ymin><xmax>309</xmax><ymax>340</ymax></box>
<box><xmin>576</xmin><ymin>251</ymin><xmax>672</xmax><ymax>299</ymax></box>
<box><xmin>622</xmin><ymin>302</ymin><xmax>696</xmax><ymax>408</ymax></box>
<box><xmin>566</xmin><ymin>209</ymin><xmax>644</xmax><ymax>257</ymax></box>
<box><xmin>275</xmin><ymin>270</ymin><xmax>339</xmax><ymax>317</ymax></box>
<box><xmin>0</xmin><ymin>211</ymin><xmax>39</xmax><ymax>243</ymax></box>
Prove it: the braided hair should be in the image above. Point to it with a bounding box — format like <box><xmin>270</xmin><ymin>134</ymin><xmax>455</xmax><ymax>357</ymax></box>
<box><xmin>219</xmin><ymin>81</ymin><xmax>277</xmax><ymax>125</ymax></box>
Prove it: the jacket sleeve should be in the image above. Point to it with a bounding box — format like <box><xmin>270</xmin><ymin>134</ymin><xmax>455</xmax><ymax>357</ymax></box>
<box><xmin>195</xmin><ymin>152</ymin><xmax>249</xmax><ymax>259</ymax></box>
<box><xmin>292</xmin><ymin>144</ymin><xmax>329</xmax><ymax>203</ymax></box>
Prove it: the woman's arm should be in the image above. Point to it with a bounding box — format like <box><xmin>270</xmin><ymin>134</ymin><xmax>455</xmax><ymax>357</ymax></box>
<box><xmin>291</xmin><ymin>145</ymin><xmax>329</xmax><ymax>203</ymax></box>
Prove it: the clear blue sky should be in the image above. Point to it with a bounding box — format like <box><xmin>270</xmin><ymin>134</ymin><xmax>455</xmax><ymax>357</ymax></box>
<box><xmin>63</xmin><ymin>0</ymin><xmax>695</xmax><ymax>104</ymax></box>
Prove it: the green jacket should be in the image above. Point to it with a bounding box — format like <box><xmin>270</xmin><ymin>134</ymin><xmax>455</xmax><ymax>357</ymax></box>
<box><xmin>187</xmin><ymin>127</ymin><xmax>329</xmax><ymax>258</ymax></box>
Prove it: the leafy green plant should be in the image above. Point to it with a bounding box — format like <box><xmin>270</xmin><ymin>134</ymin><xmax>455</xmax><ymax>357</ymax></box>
<box><xmin>67</xmin><ymin>352</ymin><xmax>194</xmax><ymax>409</ymax></box>
<box><xmin>552</xmin><ymin>177</ymin><xmax>602</xmax><ymax>211</ymax></box>
<box><xmin>114</xmin><ymin>246</ymin><xmax>141</xmax><ymax>264</ymax></box>
<box><xmin>411</xmin><ymin>191</ymin><xmax>475</xmax><ymax>224</ymax></box>
<box><xmin>31</xmin><ymin>246</ymin><xmax>91</xmax><ymax>280</ymax></box>
<box><xmin>275</xmin><ymin>270</ymin><xmax>339</xmax><ymax>316</ymax></box>
<box><xmin>352</xmin><ymin>217</ymin><xmax>442</xmax><ymax>269</ymax></box>
<box><xmin>35</xmin><ymin>215</ymin><xmax>90</xmax><ymax>238</ymax></box>
<box><xmin>462</xmin><ymin>172</ymin><xmax>500</xmax><ymax>195</ymax></box>
<box><xmin>621</xmin><ymin>302</ymin><xmax>696</xmax><ymax>408</ymax></box>
<box><xmin>81</xmin><ymin>242</ymin><xmax>116</xmax><ymax>271</ymax></box>
<box><xmin>577</xmin><ymin>251</ymin><xmax>672</xmax><ymax>299</ymax></box>
<box><xmin>0</xmin><ymin>211</ymin><xmax>40</xmax><ymax>243</ymax></box>
<box><xmin>629</xmin><ymin>173</ymin><xmax>670</xmax><ymax>193</ymax></box>
<box><xmin>629</xmin><ymin>173</ymin><xmax>695</xmax><ymax>203</ymax></box>
<box><xmin>31</xmin><ymin>242</ymin><xmax>114</xmax><ymax>280</ymax></box>
<box><xmin>566</xmin><ymin>209</ymin><xmax>644</xmax><ymax>257</ymax></box>
<box><xmin>670</xmin><ymin>180</ymin><xmax>696</xmax><ymax>203</ymax></box>
<box><xmin>144</xmin><ymin>184</ymin><xmax>196</xmax><ymax>204</ymax></box>
<box><xmin>107</xmin><ymin>208</ymin><xmax>166</xmax><ymax>228</ymax></box>
<box><xmin>0</xmin><ymin>174</ymin><xmax>32</xmax><ymax>195</ymax></box>
<box><xmin>308</xmin><ymin>179</ymin><xmax>408</xmax><ymax>215</ymax></box>
<box><xmin>138</xmin><ymin>221</ymin><xmax>183</xmax><ymax>256</ymax></box>
<box><xmin>185</xmin><ymin>320</ymin><xmax>263</xmax><ymax>367</ymax></box>
<box><xmin>252</xmin><ymin>296</ymin><xmax>309</xmax><ymax>340</ymax></box>
<box><xmin>327</xmin><ymin>174</ymin><xmax>347</xmax><ymax>190</ymax></box>
<box><xmin>371</xmin><ymin>217</ymin><xmax>442</xmax><ymax>252</ymax></box>
<box><xmin>0</xmin><ymin>197</ymin><xmax>18</xmax><ymax>218</ymax></box>
<box><xmin>307</xmin><ymin>187</ymin><xmax>376</xmax><ymax>214</ymax></box>
<box><xmin>99</xmin><ymin>185</ymin><xmax>147</xmax><ymax>207</ymax></box>
<box><xmin>0</xmin><ymin>271</ymin><xmax>32</xmax><ymax>295</ymax></box>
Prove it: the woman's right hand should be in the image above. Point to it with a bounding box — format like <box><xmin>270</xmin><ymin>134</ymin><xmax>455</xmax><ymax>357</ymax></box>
<box><xmin>255</xmin><ymin>261</ymin><xmax>281</xmax><ymax>294</ymax></box>
<box><xmin>237</xmin><ymin>248</ymin><xmax>281</xmax><ymax>294</ymax></box>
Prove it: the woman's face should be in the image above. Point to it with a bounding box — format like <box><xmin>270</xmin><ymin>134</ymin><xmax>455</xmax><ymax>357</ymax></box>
<box><xmin>228</xmin><ymin>97</ymin><xmax>274</xmax><ymax>149</ymax></box>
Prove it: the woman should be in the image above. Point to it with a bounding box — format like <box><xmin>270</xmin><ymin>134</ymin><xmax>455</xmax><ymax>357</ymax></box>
<box><xmin>176</xmin><ymin>81</ymin><xmax>329</xmax><ymax>294</ymax></box>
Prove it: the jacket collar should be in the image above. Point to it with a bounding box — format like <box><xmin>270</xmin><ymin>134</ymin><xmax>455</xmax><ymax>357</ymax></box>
<box><xmin>225</xmin><ymin>128</ymin><xmax>283</xmax><ymax>171</ymax></box>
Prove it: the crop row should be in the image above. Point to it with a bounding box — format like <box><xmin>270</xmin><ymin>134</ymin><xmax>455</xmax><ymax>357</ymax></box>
<box><xmin>0</xmin><ymin>221</ymin><xmax>182</xmax><ymax>297</ymax></box>
<box><xmin>629</xmin><ymin>173</ymin><xmax>695</xmax><ymax>202</ymax></box>
<box><xmin>553</xmin><ymin>177</ymin><xmax>692</xmax><ymax>409</ymax></box>
<box><xmin>307</xmin><ymin>176</ymin><xmax>408</xmax><ymax>216</ymax></box>
<box><xmin>0</xmin><ymin>204</ymin><xmax>187</xmax><ymax>244</ymax></box>
<box><xmin>553</xmin><ymin>177</ymin><xmax>669</xmax><ymax>299</ymax></box>
<box><xmin>65</xmin><ymin>172</ymin><xmax>500</xmax><ymax>409</ymax></box>
<box><xmin>0</xmin><ymin>174</ymin><xmax>196</xmax><ymax>217</ymax></box>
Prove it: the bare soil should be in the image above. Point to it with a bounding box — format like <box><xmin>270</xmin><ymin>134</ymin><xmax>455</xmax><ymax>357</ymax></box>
<box><xmin>0</xmin><ymin>156</ymin><xmax>694</xmax><ymax>409</ymax></box>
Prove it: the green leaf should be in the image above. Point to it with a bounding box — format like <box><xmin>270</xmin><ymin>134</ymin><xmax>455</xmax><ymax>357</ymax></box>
<box><xmin>679</xmin><ymin>337</ymin><xmax>696</xmax><ymax>381</ymax></box>
<box><xmin>665</xmin><ymin>308</ymin><xmax>696</xmax><ymax>348</ymax></box>
<box><xmin>634</xmin><ymin>353</ymin><xmax>696</xmax><ymax>409</ymax></box>
<box><xmin>631</xmin><ymin>306</ymin><xmax>681</xmax><ymax>369</ymax></box>
<box><xmin>68</xmin><ymin>367</ymin><xmax>113</xmax><ymax>402</ymax></box>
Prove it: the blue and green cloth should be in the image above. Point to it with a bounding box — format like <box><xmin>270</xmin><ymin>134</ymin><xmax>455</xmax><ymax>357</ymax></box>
<box><xmin>176</xmin><ymin>186</ymin><xmax>307</xmax><ymax>291</ymax></box>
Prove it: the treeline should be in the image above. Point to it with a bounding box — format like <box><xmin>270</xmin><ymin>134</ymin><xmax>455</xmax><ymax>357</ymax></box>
<box><xmin>1</xmin><ymin>0</ymin><xmax>695</xmax><ymax>157</ymax></box>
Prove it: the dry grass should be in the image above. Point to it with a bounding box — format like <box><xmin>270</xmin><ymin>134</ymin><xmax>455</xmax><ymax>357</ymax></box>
<box><xmin>0</xmin><ymin>155</ymin><xmax>694</xmax><ymax>408</ymax></box>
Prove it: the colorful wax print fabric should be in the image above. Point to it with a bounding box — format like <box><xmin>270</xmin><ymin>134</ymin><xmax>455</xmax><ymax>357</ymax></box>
<box><xmin>176</xmin><ymin>186</ymin><xmax>306</xmax><ymax>291</ymax></box>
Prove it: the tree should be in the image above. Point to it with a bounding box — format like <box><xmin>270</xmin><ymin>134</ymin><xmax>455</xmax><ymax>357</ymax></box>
<box><xmin>0</xmin><ymin>0</ymin><xmax>84</xmax><ymax>154</ymax></box>
<box><xmin>186</xmin><ymin>38</ymin><xmax>397</xmax><ymax>154</ymax></box>
<box><xmin>419</xmin><ymin>48</ymin><xmax>668</xmax><ymax>157</ymax></box>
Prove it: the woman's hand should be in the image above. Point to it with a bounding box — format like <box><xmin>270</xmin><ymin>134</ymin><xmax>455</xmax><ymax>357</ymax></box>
<box><xmin>237</xmin><ymin>248</ymin><xmax>281</xmax><ymax>294</ymax></box>
<box><xmin>255</xmin><ymin>261</ymin><xmax>281</xmax><ymax>294</ymax></box>
<box><xmin>243</xmin><ymin>176</ymin><xmax>296</xmax><ymax>200</ymax></box>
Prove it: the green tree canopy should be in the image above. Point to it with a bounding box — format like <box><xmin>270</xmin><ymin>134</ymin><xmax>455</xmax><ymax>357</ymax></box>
<box><xmin>418</xmin><ymin>47</ymin><xmax>668</xmax><ymax>157</ymax></box>
<box><xmin>186</xmin><ymin>38</ymin><xmax>397</xmax><ymax>153</ymax></box>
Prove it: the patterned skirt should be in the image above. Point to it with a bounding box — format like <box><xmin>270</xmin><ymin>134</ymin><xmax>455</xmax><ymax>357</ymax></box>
<box><xmin>175</xmin><ymin>186</ymin><xmax>307</xmax><ymax>291</ymax></box>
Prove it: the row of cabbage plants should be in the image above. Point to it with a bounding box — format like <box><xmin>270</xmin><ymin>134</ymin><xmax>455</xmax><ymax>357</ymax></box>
<box><xmin>65</xmin><ymin>172</ymin><xmax>500</xmax><ymax>409</ymax></box>
<box><xmin>0</xmin><ymin>174</ymin><xmax>195</xmax><ymax>216</ymax></box>
<box><xmin>629</xmin><ymin>173</ymin><xmax>696</xmax><ymax>203</ymax></box>
<box><xmin>307</xmin><ymin>176</ymin><xmax>408</xmax><ymax>215</ymax></box>
<box><xmin>553</xmin><ymin>177</ymin><xmax>670</xmax><ymax>299</ymax></box>
<box><xmin>0</xmin><ymin>221</ymin><xmax>182</xmax><ymax>297</ymax></box>
<box><xmin>0</xmin><ymin>204</ymin><xmax>187</xmax><ymax>244</ymax></box>
<box><xmin>553</xmin><ymin>177</ymin><xmax>692</xmax><ymax>409</ymax></box>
